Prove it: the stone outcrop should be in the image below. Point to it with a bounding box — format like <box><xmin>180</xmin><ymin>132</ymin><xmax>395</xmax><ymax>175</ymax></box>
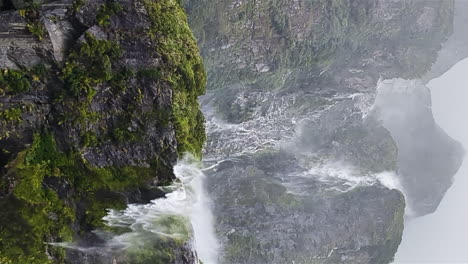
<box><xmin>0</xmin><ymin>0</ymin><xmax>205</xmax><ymax>263</ymax></box>
<box><xmin>185</xmin><ymin>0</ymin><xmax>462</xmax><ymax>263</ymax></box>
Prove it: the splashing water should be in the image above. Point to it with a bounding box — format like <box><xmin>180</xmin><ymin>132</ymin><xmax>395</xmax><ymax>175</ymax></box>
<box><xmin>176</xmin><ymin>157</ymin><xmax>220</xmax><ymax>264</ymax></box>
<box><xmin>53</xmin><ymin>156</ymin><xmax>219</xmax><ymax>264</ymax></box>
<box><xmin>103</xmin><ymin>155</ymin><xmax>219</xmax><ymax>264</ymax></box>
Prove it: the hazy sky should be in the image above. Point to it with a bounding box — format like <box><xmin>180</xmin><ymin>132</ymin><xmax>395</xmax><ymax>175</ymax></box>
<box><xmin>394</xmin><ymin>58</ymin><xmax>468</xmax><ymax>263</ymax></box>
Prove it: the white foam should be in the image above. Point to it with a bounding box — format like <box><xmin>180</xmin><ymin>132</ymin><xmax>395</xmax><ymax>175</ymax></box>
<box><xmin>103</xmin><ymin>155</ymin><xmax>219</xmax><ymax>263</ymax></box>
<box><xmin>52</xmin><ymin>156</ymin><xmax>219</xmax><ymax>264</ymax></box>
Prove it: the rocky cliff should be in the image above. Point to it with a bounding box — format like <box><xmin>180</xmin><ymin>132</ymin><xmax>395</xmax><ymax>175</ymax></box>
<box><xmin>0</xmin><ymin>0</ymin><xmax>464</xmax><ymax>263</ymax></box>
<box><xmin>184</xmin><ymin>0</ymin><xmax>462</xmax><ymax>263</ymax></box>
<box><xmin>0</xmin><ymin>0</ymin><xmax>205</xmax><ymax>263</ymax></box>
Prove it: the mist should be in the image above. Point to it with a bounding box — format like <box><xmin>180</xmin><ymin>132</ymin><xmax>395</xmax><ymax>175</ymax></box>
<box><xmin>393</xmin><ymin>58</ymin><xmax>468</xmax><ymax>263</ymax></box>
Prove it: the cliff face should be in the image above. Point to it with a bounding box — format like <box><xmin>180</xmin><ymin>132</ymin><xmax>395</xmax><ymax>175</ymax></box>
<box><xmin>0</xmin><ymin>0</ymin><xmax>205</xmax><ymax>263</ymax></box>
<box><xmin>186</xmin><ymin>0</ymin><xmax>453</xmax><ymax>96</ymax></box>
<box><xmin>185</xmin><ymin>0</ymin><xmax>460</xmax><ymax>263</ymax></box>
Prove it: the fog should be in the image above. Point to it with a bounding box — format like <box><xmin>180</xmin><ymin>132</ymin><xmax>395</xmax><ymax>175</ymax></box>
<box><xmin>394</xmin><ymin>58</ymin><xmax>468</xmax><ymax>263</ymax></box>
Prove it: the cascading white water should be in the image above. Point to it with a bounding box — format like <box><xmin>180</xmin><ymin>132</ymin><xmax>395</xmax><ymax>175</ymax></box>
<box><xmin>175</xmin><ymin>158</ymin><xmax>220</xmax><ymax>264</ymax></box>
<box><xmin>52</xmin><ymin>156</ymin><xmax>219</xmax><ymax>263</ymax></box>
<box><xmin>103</xmin><ymin>155</ymin><xmax>219</xmax><ymax>264</ymax></box>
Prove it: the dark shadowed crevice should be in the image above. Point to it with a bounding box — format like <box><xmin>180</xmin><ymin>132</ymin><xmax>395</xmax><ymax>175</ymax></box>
<box><xmin>0</xmin><ymin>0</ymin><xmax>15</xmax><ymax>11</ymax></box>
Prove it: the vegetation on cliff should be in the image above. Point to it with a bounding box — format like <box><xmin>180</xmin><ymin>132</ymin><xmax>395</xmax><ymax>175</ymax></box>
<box><xmin>0</xmin><ymin>0</ymin><xmax>206</xmax><ymax>262</ymax></box>
<box><xmin>143</xmin><ymin>0</ymin><xmax>206</xmax><ymax>157</ymax></box>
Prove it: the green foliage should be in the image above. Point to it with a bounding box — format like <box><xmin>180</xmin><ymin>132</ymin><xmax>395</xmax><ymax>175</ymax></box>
<box><xmin>29</xmin><ymin>63</ymin><xmax>48</xmax><ymax>81</ymax></box>
<box><xmin>0</xmin><ymin>0</ymin><xmax>208</xmax><ymax>261</ymax></box>
<box><xmin>137</xmin><ymin>68</ymin><xmax>161</xmax><ymax>80</ymax></box>
<box><xmin>0</xmin><ymin>108</ymin><xmax>22</xmax><ymax>123</ymax></box>
<box><xmin>0</xmin><ymin>132</ymin><xmax>75</xmax><ymax>263</ymax></box>
<box><xmin>0</xmin><ymin>129</ymin><xmax>172</xmax><ymax>260</ymax></box>
<box><xmin>27</xmin><ymin>22</ymin><xmax>46</xmax><ymax>40</ymax></box>
<box><xmin>81</xmin><ymin>131</ymin><xmax>99</xmax><ymax>147</ymax></box>
<box><xmin>71</xmin><ymin>0</ymin><xmax>86</xmax><ymax>12</ymax></box>
<box><xmin>110</xmin><ymin>67</ymin><xmax>136</xmax><ymax>92</ymax></box>
<box><xmin>25</xmin><ymin>132</ymin><xmax>69</xmax><ymax>167</ymax></box>
<box><xmin>20</xmin><ymin>3</ymin><xmax>46</xmax><ymax>40</ymax></box>
<box><xmin>61</xmin><ymin>32</ymin><xmax>122</xmax><ymax>126</ymax></box>
<box><xmin>96</xmin><ymin>2</ymin><xmax>123</xmax><ymax>26</ymax></box>
<box><xmin>63</xmin><ymin>32</ymin><xmax>122</xmax><ymax>101</ymax></box>
<box><xmin>0</xmin><ymin>69</ymin><xmax>31</xmax><ymax>94</ymax></box>
<box><xmin>143</xmin><ymin>0</ymin><xmax>206</xmax><ymax>158</ymax></box>
<box><xmin>112</xmin><ymin>127</ymin><xmax>140</xmax><ymax>143</ymax></box>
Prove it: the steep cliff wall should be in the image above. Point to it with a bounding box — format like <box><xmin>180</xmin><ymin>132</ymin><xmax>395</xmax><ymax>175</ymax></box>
<box><xmin>184</xmin><ymin>0</ymin><xmax>459</xmax><ymax>263</ymax></box>
<box><xmin>0</xmin><ymin>0</ymin><xmax>205</xmax><ymax>263</ymax></box>
<box><xmin>186</xmin><ymin>0</ymin><xmax>453</xmax><ymax>94</ymax></box>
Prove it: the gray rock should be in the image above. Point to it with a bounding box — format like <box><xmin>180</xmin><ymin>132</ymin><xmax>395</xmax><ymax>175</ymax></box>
<box><xmin>0</xmin><ymin>0</ymin><xmax>203</xmax><ymax>263</ymax></box>
<box><xmin>190</xmin><ymin>0</ymin><xmax>461</xmax><ymax>263</ymax></box>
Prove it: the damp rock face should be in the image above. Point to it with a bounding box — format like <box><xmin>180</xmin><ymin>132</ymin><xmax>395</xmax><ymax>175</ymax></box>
<box><xmin>0</xmin><ymin>0</ymin><xmax>205</xmax><ymax>263</ymax></box>
<box><xmin>184</xmin><ymin>0</ymin><xmax>464</xmax><ymax>263</ymax></box>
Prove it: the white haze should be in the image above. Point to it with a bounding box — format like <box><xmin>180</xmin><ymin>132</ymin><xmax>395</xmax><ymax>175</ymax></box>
<box><xmin>394</xmin><ymin>58</ymin><xmax>468</xmax><ymax>263</ymax></box>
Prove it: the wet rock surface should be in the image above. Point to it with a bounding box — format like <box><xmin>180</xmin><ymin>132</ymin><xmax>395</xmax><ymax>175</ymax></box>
<box><xmin>0</xmin><ymin>0</ymin><xmax>204</xmax><ymax>263</ymax></box>
<box><xmin>185</xmin><ymin>0</ymin><xmax>464</xmax><ymax>263</ymax></box>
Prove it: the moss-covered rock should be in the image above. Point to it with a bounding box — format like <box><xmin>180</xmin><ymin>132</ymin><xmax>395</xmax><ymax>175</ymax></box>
<box><xmin>0</xmin><ymin>0</ymin><xmax>206</xmax><ymax>262</ymax></box>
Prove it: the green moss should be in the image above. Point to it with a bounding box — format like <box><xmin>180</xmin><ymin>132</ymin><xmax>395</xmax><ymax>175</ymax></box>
<box><xmin>0</xmin><ymin>107</ymin><xmax>22</xmax><ymax>123</ymax></box>
<box><xmin>0</xmin><ymin>127</ymin><xmax>175</xmax><ymax>260</ymax></box>
<box><xmin>0</xmin><ymin>132</ymin><xmax>75</xmax><ymax>263</ymax></box>
<box><xmin>61</xmin><ymin>32</ymin><xmax>123</xmax><ymax>125</ymax></box>
<box><xmin>81</xmin><ymin>131</ymin><xmax>99</xmax><ymax>147</ymax></box>
<box><xmin>110</xmin><ymin>67</ymin><xmax>136</xmax><ymax>92</ymax></box>
<box><xmin>112</xmin><ymin>127</ymin><xmax>141</xmax><ymax>143</ymax></box>
<box><xmin>27</xmin><ymin>22</ymin><xmax>46</xmax><ymax>40</ymax></box>
<box><xmin>96</xmin><ymin>2</ymin><xmax>123</xmax><ymax>26</ymax></box>
<box><xmin>137</xmin><ymin>68</ymin><xmax>161</xmax><ymax>80</ymax></box>
<box><xmin>82</xmin><ymin>191</ymin><xmax>127</xmax><ymax>228</ymax></box>
<box><xmin>71</xmin><ymin>0</ymin><xmax>86</xmax><ymax>12</ymax></box>
<box><xmin>0</xmin><ymin>0</ymin><xmax>207</xmax><ymax>261</ymax></box>
<box><xmin>143</xmin><ymin>0</ymin><xmax>206</xmax><ymax>158</ymax></box>
<box><xmin>29</xmin><ymin>63</ymin><xmax>48</xmax><ymax>81</ymax></box>
<box><xmin>0</xmin><ymin>69</ymin><xmax>31</xmax><ymax>94</ymax></box>
<box><xmin>63</xmin><ymin>32</ymin><xmax>122</xmax><ymax>100</ymax></box>
<box><xmin>19</xmin><ymin>3</ymin><xmax>46</xmax><ymax>41</ymax></box>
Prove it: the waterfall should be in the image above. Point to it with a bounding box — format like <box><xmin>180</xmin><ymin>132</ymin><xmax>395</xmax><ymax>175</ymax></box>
<box><xmin>103</xmin><ymin>155</ymin><xmax>219</xmax><ymax>264</ymax></box>
<box><xmin>52</xmin><ymin>156</ymin><xmax>219</xmax><ymax>264</ymax></box>
<box><xmin>175</xmin><ymin>157</ymin><xmax>220</xmax><ymax>264</ymax></box>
